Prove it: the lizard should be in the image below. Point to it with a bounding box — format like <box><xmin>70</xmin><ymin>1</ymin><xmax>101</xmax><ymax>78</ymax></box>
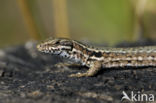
<box><xmin>37</xmin><ymin>38</ymin><xmax>156</xmax><ymax>77</ymax></box>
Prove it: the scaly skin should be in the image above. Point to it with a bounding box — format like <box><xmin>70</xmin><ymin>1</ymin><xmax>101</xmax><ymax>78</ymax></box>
<box><xmin>37</xmin><ymin>38</ymin><xmax>156</xmax><ymax>77</ymax></box>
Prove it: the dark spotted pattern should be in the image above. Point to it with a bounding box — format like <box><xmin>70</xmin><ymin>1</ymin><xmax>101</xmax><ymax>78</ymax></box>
<box><xmin>90</xmin><ymin>51</ymin><xmax>102</xmax><ymax>57</ymax></box>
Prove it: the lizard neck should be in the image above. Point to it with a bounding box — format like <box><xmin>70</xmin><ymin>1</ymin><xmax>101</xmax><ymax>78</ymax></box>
<box><xmin>69</xmin><ymin>40</ymin><xmax>103</xmax><ymax>66</ymax></box>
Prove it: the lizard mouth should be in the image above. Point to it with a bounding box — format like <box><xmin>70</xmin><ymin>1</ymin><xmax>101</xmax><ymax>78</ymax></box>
<box><xmin>37</xmin><ymin>43</ymin><xmax>62</xmax><ymax>55</ymax></box>
<box><xmin>37</xmin><ymin>44</ymin><xmax>51</xmax><ymax>53</ymax></box>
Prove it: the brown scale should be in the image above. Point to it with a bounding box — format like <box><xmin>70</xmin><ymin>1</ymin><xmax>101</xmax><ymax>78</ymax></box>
<box><xmin>73</xmin><ymin>49</ymin><xmax>88</xmax><ymax>65</ymax></box>
<box><xmin>73</xmin><ymin>43</ymin><xmax>91</xmax><ymax>59</ymax></box>
<box><xmin>81</xmin><ymin>50</ymin><xmax>90</xmax><ymax>64</ymax></box>
<box><xmin>86</xmin><ymin>49</ymin><xmax>92</xmax><ymax>55</ymax></box>
<box><xmin>83</xmin><ymin>49</ymin><xmax>87</xmax><ymax>55</ymax></box>
<box><xmin>73</xmin><ymin>43</ymin><xmax>81</xmax><ymax>51</ymax></box>
<box><xmin>102</xmin><ymin>51</ymin><xmax>156</xmax><ymax>67</ymax></box>
<box><xmin>81</xmin><ymin>46</ymin><xmax>92</xmax><ymax>56</ymax></box>
<box><xmin>147</xmin><ymin>52</ymin><xmax>156</xmax><ymax>59</ymax></box>
<box><xmin>106</xmin><ymin>53</ymin><xmax>124</xmax><ymax>62</ymax></box>
<box><xmin>37</xmin><ymin>38</ymin><xmax>156</xmax><ymax>77</ymax></box>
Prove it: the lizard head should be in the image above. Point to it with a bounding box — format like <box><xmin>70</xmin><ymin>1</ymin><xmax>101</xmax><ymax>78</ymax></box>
<box><xmin>37</xmin><ymin>38</ymin><xmax>73</xmax><ymax>56</ymax></box>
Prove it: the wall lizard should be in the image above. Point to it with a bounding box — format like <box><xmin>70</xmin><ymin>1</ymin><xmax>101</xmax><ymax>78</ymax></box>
<box><xmin>37</xmin><ymin>38</ymin><xmax>156</xmax><ymax>77</ymax></box>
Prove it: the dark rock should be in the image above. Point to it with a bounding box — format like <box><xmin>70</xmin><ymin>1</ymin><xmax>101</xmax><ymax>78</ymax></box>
<box><xmin>0</xmin><ymin>41</ymin><xmax>155</xmax><ymax>103</ymax></box>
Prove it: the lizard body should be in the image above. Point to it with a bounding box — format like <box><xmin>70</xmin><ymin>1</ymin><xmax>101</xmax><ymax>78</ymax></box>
<box><xmin>37</xmin><ymin>38</ymin><xmax>156</xmax><ymax>77</ymax></box>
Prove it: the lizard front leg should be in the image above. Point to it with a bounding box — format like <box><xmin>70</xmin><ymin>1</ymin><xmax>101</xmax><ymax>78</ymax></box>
<box><xmin>69</xmin><ymin>61</ymin><xmax>102</xmax><ymax>77</ymax></box>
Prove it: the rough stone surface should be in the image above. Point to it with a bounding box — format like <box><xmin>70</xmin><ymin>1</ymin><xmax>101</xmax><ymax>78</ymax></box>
<box><xmin>0</xmin><ymin>41</ymin><xmax>156</xmax><ymax>103</ymax></box>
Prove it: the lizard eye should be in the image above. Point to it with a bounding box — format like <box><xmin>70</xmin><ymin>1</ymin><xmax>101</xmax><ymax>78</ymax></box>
<box><xmin>55</xmin><ymin>41</ymin><xmax>60</xmax><ymax>44</ymax></box>
<box><xmin>61</xmin><ymin>41</ymin><xmax>71</xmax><ymax>45</ymax></box>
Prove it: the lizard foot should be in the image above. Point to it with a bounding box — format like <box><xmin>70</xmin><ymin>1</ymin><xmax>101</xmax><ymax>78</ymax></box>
<box><xmin>68</xmin><ymin>72</ymin><xmax>88</xmax><ymax>77</ymax></box>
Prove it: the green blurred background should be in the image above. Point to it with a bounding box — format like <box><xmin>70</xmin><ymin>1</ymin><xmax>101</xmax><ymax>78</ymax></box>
<box><xmin>0</xmin><ymin>0</ymin><xmax>156</xmax><ymax>47</ymax></box>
